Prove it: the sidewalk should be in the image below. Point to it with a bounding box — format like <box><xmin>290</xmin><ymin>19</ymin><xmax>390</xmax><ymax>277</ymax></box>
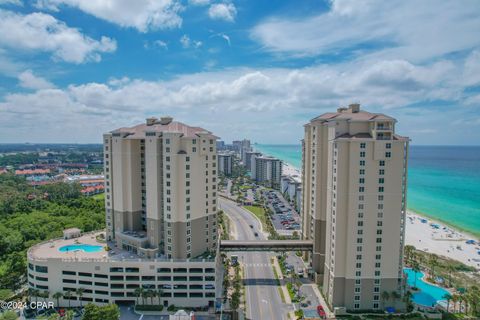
<box><xmin>272</xmin><ymin>256</ymin><xmax>292</xmax><ymax>304</ymax></box>
<box><xmin>308</xmin><ymin>284</ymin><xmax>334</xmax><ymax>319</ymax></box>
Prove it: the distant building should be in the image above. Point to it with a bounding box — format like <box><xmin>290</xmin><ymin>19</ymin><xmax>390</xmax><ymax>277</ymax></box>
<box><xmin>232</xmin><ymin>139</ymin><xmax>251</xmax><ymax>162</ymax></box>
<box><xmin>253</xmin><ymin>156</ymin><xmax>282</xmax><ymax>189</ymax></box>
<box><xmin>245</xmin><ymin>151</ymin><xmax>262</xmax><ymax>172</ymax></box>
<box><xmin>302</xmin><ymin>104</ymin><xmax>409</xmax><ymax>311</ymax></box>
<box><xmin>217</xmin><ymin>152</ymin><xmax>234</xmax><ymax>176</ymax></box>
<box><xmin>281</xmin><ymin>175</ymin><xmax>302</xmax><ymax>211</ymax></box>
<box><xmin>216</xmin><ymin>140</ymin><xmax>225</xmax><ymax>150</ymax></box>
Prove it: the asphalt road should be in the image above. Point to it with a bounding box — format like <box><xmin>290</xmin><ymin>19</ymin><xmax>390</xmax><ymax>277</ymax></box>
<box><xmin>219</xmin><ymin>198</ymin><xmax>291</xmax><ymax>320</ymax></box>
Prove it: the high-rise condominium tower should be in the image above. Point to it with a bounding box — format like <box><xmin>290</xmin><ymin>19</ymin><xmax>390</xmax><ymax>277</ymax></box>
<box><xmin>301</xmin><ymin>104</ymin><xmax>409</xmax><ymax>310</ymax></box>
<box><xmin>104</xmin><ymin>116</ymin><xmax>219</xmax><ymax>259</ymax></box>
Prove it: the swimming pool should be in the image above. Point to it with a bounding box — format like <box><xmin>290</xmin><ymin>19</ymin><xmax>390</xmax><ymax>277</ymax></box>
<box><xmin>59</xmin><ymin>244</ymin><xmax>103</xmax><ymax>253</ymax></box>
<box><xmin>404</xmin><ymin>268</ymin><xmax>450</xmax><ymax>307</ymax></box>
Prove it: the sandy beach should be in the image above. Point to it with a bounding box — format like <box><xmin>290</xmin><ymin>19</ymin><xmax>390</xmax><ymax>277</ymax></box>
<box><xmin>280</xmin><ymin>164</ymin><xmax>480</xmax><ymax>270</ymax></box>
<box><xmin>405</xmin><ymin>212</ymin><xmax>480</xmax><ymax>269</ymax></box>
<box><xmin>282</xmin><ymin>162</ymin><xmax>301</xmax><ymax>178</ymax></box>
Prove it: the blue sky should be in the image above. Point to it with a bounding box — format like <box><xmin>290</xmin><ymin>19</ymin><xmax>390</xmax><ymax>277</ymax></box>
<box><xmin>0</xmin><ymin>0</ymin><xmax>479</xmax><ymax>145</ymax></box>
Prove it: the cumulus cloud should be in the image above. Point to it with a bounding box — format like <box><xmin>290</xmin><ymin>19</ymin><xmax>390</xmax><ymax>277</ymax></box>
<box><xmin>251</xmin><ymin>0</ymin><xmax>480</xmax><ymax>62</ymax></box>
<box><xmin>34</xmin><ymin>0</ymin><xmax>183</xmax><ymax>32</ymax></box>
<box><xmin>180</xmin><ymin>34</ymin><xmax>202</xmax><ymax>49</ymax></box>
<box><xmin>189</xmin><ymin>0</ymin><xmax>210</xmax><ymax>6</ymax></box>
<box><xmin>208</xmin><ymin>3</ymin><xmax>236</xmax><ymax>22</ymax></box>
<box><xmin>0</xmin><ymin>0</ymin><xmax>22</xmax><ymax>5</ymax></box>
<box><xmin>2</xmin><ymin>55</ymin><xmax>479</xmax><ymax>144</ymax></box>
<box><xmin>0</xmin><ymin>9</ymin><xmax>116</xmax><ymax>63</ymax></box>
<box><xmin>18</xmin><ymin>70</ymin><xmax>55</xmax><ymax>90</ymax></box>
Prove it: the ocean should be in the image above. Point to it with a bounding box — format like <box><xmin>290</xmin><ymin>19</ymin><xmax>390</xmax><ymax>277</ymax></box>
<box><xmin>254</xmin><ymin>144</ymin><xmax>480</xmax><ymax>237</ymax></box>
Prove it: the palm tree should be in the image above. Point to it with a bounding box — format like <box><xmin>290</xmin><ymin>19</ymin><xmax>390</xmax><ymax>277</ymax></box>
<box><xmin>443</xmin><ymin>293</ymin><xmax>452</xmax><ymax>312</ymax></box>
<box><xmin>63</xmin><ymin>291</ymin><xmax>72</xmax><ymax>308</ymax></box>
<box><xmin>428</xmin><ymin>254</ymin><xmax>438</xmax><ymax>280</ymax></box>
<box><xmin>404</xmin><ymin>245</ymin><xmax>415</xmax><ymax>266</ymax></box>
<box><xmin>33</xmin><ymin>288</ymin><xmax>40</xmax><ymax>305</ymax></box>
<box><xmin>381</xmin><ymin>291</ymin><xmax>390</xmax><ymax>309</ymax></box>
<box><xmin>446</xmin><ymin>265</ymin><xmax>455</xmax><ymax>288</ymax></box>
<box><xmin>134</xmin><ymin>288</ymin><xmax>143</xmax><ymax>305</ymax></box>
<box><xmin>390</xmin><ymin>291</ymin><xmax>401</xmax><ymax>307</ymax></box>
<box><xmin>412</xmin><ymin>261</ymin><xmax>421</xmax><ymax>289</ymax></box>
<box><xmin>469</xmin><ymin>286</ymin><xmax>480</xmax><ymax>316</ymax></box>
<box><xmin>452</xmin><ymin>294</ymin><xmax>460</xmax><ymax>313</ymax></box>
<box><xmin>141</xmin><ymin>288</ymin><xmax>148</xmax><ymax>306</ymax></box>
<box><xmin>147</xmin><ymin>290</ymin><xmax>156</xmax><ymax>305</ymax></box>
<box><xmin>53</xmin><ymin>292</ymin><xmax>63</xmax><ymax>307</ymax></box>
<box><xmin>76</xmin><ymin>288</ymin><xmax>85</xmax><ymax>308</ymax></box>
<box><xmin>42</xmin><ymin>291</ymin><xmax>49</xmax><ymax>303</ymax></box>
<box><xmin>157</xmin><ymin>289</ymin><xmax>164</xmax><ymax>306</ymax></box>
<box><xmin>28</xmin><ymin>288</ymin><xmax>39</xmax><ymax>305</ymax></box>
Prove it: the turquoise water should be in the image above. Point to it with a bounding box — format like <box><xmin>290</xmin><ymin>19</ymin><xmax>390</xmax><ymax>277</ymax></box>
<box><xmin>59</xmin><ymin>244</ymin><xmax>103</xmax><ymax>253</ymax></box>
<box><xmin>404</xmin><ymin>268</ymin><xmax>449</xmax><ymax>307</ymax></box>
<box><xmin>254</xmin><ymin>144</ymin><xmax>480</xmax><ymax>236</ymax></box>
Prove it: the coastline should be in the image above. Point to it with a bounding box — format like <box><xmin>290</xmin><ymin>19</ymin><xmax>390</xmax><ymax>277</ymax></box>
<box><xmin>279</xmin><ymin>162</ymin><xmax>480</xmax><ymax>269</ymax></box>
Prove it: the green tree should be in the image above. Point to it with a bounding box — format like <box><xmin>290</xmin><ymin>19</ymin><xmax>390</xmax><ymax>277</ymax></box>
<box><xmin>64</xmin><ymin>291</ymin><xmax>72</xmax><ymax>308</ymax></box>
<box><xmin>76</xmin><ymin>288</ymin><xmax>85</xmax><ymax>307</ymax></box>
<box><xmin>82</xmin><ymin>303</ymin><xmax>120</xmax><ymax>320</ymax></box>
<box><xmin>0</xmin><ymin>310</ymin><xmax>18</xmax><ymax>320</ymax></box>
<box><xmin>381</xmin><ymin>291</ymin><xmax>390</xmax><ymax>309</ymax></box>
<box><xmin>53</xmin><ymin>291</ymin><xmax>63</xmax><ymax>307</ymax></box>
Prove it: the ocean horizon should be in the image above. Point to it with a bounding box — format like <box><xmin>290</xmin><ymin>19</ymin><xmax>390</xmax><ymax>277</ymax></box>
<box><xmin>254</xmin><ymin>144</ymin><xmax>480</xmax><ymax>238</ymax></box>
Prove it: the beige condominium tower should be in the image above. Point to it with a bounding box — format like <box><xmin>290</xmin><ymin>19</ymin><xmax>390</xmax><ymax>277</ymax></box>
<box><xmin>301</xmin><ymin>104</ymin><xmax>409</xmax><ymax>311</ymax></box>
<box><xmin>104</xmin><ymin>116</ymin><xmax>219</xmax><ymax>259</ymax></box>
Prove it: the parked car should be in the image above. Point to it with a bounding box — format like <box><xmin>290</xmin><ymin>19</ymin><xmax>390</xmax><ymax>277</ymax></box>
<box><xmin>317</xmin><ymin>305</ymin><xmax>326</xmax><ymax>319</ymax></box>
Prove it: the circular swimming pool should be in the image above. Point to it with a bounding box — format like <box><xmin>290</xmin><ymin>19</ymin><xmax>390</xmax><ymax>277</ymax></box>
<box><xmin>59</xmin><ymin>244</ymin><xmax>103</xmax><ymax>253</ymax></box>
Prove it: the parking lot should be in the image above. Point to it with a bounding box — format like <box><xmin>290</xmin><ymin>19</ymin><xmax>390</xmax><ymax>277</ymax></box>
<box><xmin>262</xmin><ymin>189</ymin><xmax>301</xmax><ymax>235</ymax></box>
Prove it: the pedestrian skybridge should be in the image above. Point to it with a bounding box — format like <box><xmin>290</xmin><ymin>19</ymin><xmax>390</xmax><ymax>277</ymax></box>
<box><xmin>219</xmin><ymin>240</ymin><xmax>313</xmax><ymax>252</ymax></box>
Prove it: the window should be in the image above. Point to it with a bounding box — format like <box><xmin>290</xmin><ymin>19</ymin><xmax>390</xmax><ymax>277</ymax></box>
<box><xmin>359</xmin><ymin>178</ymin><xmax>365</xmax><ymax>184</ymax></box>
<box><xmin>359</xmin><ymin>169</ymin><xmax>365</xmax><ymax>175</ymax></box>
<box><xmin>378</xmin><ymin>187</ymin><xmax>384</xmax><ymax>192</ymax></box>
<box><xmin>378</xmin><ymin>178</ymin><xmax>384</xmax><ymax>184</ymax></box>
<box><xmin>379</xmin><ymin>169</ymin><xmax>385</xmax><ymax>175</ymax></box>
<box><xmin>192</xmin><ymin>147</ymin><xmax>196</xmax><ymax>152</ymax></box>
<box><xmin>386</xmin><ymin>143</ymin><xmax>391</xmax><ymax>149</ymax></box>
<box><xmin>385</xmin><ymin>152</ymin><xmax>391</xmax><ymax>158</ymax></box>
<box><xmin>359</xmin><ymin>186</ymin><xmax>365</xmax><ymax>192</ymax></box>
<box><xmin>376</xmin><ymin>238</ymin><xmax>382</xmax><ymax>243</ymax></box>
<box><xmin>360</xmin><ymin>151</ymin><xmax>365</xmax><ymax>157</ymax></box>
<box><xmin>360</xmin><ymin>160</ymin><xmax>365</xmax><ymax>166</ymax></box>
<box><xmin>379</xmin><ymin>160</ymin><xmax>385</xmax><ymax>166</ymax></box>
<box><xmin>360</xmin><ymin>143</ymin><xmax>366</xmax><ymax>149</ymax></box>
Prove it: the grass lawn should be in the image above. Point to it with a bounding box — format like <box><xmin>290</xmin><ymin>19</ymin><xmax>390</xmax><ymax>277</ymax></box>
<box><xmin>243</xmin><ymin>205</ymin><xmax>268</xmax><ymax>229</ymax></box>
<box><xmin>92</xmin><ymin>193</ymin><xmax>105</xmax><ymax>200</ymax></box>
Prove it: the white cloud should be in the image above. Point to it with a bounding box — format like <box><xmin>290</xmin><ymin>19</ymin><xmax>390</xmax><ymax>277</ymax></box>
<box><xmin>0</xmin><ymin>9</ymin><xmax>116</xmax><ymax>63</ymax></box>
<box><xmin>34</xmin><ymin>0</ymin><xmax>183</xmax><ymax>32</ymax></box>
<box><xmin>189</xmin><ymin>0</ymin><xmax>210</xmax><ymax>6</ymax></box>
<box><xmin>251</xmin><ymin>0</ymin><xmax>480</xmax><ymax>62</ymax></box>
<box><xmin>0</xmin><ymin>0</ymin><xmax>22</xmax><ymax>5</ymax></box>
<box><xmin>463</xmin><ymin>50</ymin><xmax>480</xmax><ymax>87</ymax></box>
<box><xmin>180</xmin><ymin>34</ymin><xmax>202</xmax><ymax>49</ymax></box>
<box><xmin>2</xmin><ymin>55</ymin><xmax>479</xmax><ymax>144</ymax></box>
<box><xmin>18</xmin><ymin>70</ymin><xmax>55</xmax><ymax>90</ymax></box>
<box><xmin>154</xmin><ymin>40</ymin><xmax>168</xmax><ymax>50</ymax></box>
<box><xmin>208</xmin><ymin>3</ymin><xmax>236</xmax><ymax>22</ymax></box>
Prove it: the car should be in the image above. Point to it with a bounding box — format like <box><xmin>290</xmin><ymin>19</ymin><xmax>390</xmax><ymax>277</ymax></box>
<box><xmin>317</xmin><ymin>305</ymin><xmax>326</xmax><ymax>319</ymax></box>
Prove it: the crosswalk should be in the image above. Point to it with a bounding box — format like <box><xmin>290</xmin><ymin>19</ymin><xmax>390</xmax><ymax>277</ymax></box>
<box><xmin>243</xmin><ymin>263</ymin><xmax>272</xmax><ymax>267</ymax></box>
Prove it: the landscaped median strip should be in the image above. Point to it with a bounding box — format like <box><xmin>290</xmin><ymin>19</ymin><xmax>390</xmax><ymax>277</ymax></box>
<box><xmin>271</xmin><ymin>256</ymin><xmax>292</xmax><ymax>304</ymax></box>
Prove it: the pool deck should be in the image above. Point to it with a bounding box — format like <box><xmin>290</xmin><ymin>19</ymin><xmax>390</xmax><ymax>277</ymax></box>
<box><xmin>28</xmin><ymin>231</ymin><xmax>147</xmax><ymax>262</ymax></box>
